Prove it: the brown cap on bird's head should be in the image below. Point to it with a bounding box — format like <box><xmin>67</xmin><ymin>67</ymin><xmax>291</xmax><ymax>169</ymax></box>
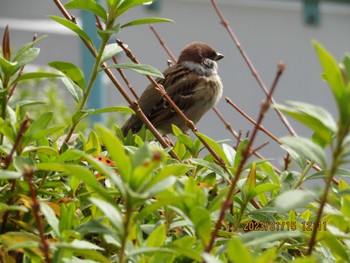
<box><xmin>177</xmin><ymin>42</ymin><xmax>224</xmax><ymax>64</ymax></box>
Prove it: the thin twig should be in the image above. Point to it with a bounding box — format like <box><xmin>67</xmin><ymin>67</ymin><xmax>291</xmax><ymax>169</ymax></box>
<box><xmin>225</xmin><ymin>98</ymin><xmax>280</xmax><ymax>143</ymax></box>
<box><xmin>210</xmin><ymin>0</ymin><xmax>297</xmax><ymax>136</ymax></box>
<box><xmin>24</xmin><ymin>165</ymin><xmax>51</xmax><ymax>263</ymax></box>
<box><xmin>205</xmin><ymin>62</ymin><xmax>285</xmax><ymax>253</ymax></box>
<box><xmin>149</xmin><ymin>24</ymin><xmax>177</xmax><ymax>62</ymax></box>
<box><xmin>212</xmin><ymin>107</ymin><xmax>239</xmax><ymax>138</ymax></box>
<box><xmin>251</xmin><ymin>141</ymin><xmax>269</xmax><ymax>155</ymax></box>
<box><xmin>3</xmin><ymin>116</ymin><xmax>31</xmax><ymax>169</ymax></box>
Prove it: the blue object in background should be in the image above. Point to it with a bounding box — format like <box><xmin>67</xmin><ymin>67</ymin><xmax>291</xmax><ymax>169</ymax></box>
<box><xmin>81</xmin><ymin>10</ymin><xmax>105</xmax><ymax>124</ymax></box>
<box><xmin>145</xmin><ymin>0</ymin><xmax>162</xmax><ymax>11</ymax></box>
<box><xmin>303</xmin><ymin>0</ymin><xmax>321</xmax><ymax>26</ymax></box>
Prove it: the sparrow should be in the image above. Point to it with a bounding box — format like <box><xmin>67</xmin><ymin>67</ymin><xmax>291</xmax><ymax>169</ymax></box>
<box><xmin>122</xmin><ymin>42</ymin><xmax>224</xmax><ymax>136</ymax></box>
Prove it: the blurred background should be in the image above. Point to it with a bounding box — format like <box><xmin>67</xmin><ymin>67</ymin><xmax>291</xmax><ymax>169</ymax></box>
<box><xmin>1</xmin><ymin>0</ymin><xmax>350</xmax><ymax>167</ymax></box>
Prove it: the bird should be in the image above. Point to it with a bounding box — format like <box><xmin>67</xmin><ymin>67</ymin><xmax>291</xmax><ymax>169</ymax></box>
<box><xmin>121</xmin><ymin>42</ymin><xmax>224</xmax><ymax>136</ymax></box>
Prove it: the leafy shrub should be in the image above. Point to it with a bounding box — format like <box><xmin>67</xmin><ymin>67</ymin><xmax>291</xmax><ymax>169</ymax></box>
<box><xmin>1</xmin><ymin>1</ymin><xmax>350</xmax><ymax>262</ymax></box>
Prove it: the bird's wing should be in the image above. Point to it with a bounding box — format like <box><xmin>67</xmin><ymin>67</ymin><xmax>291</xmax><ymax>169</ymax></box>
<box><xmin>122</xmin><ymin>64</ymin><xmax>202</xmax><ymax>135</ymax></box>
<box><xmin>147</xmin><ymin>65</ymin><xmax>203</xmax><ymax>127</ymax></box>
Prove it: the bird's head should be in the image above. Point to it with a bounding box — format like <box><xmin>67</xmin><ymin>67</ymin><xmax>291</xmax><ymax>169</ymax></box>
<box><xmin>177</xmin><ymin>42</ymin><xmax>224</xmax><ymax>75</ymax></box>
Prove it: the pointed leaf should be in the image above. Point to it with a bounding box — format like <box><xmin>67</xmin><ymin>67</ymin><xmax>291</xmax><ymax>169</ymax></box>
<box><xmin>95</xmin><ymin>125</ymin><xmax>132</xmax><ymax>181</ymax></box>
<box><xmin>90</xmin><ymin>197</ymin><xmax>123</xmax><ymax>235</ymax></box>
<box><xmin>49</xmin><ymin>61</ymin><xmax>85</xmax><ymax>89</ymax></box>
<box><xmin>65</xmin><ymin>0</ymin><xmax>107</xmax><ymax>22</ymax></box>
<box><xmin>13</xmin><ymin>35</ymin><xmax>47</xmax><ymax>62</ymax></box>
<box><xmin>274</xmin><ymin>189</ymin><xmax>316</xmax><ymax>212</ymax></box>
<box><xmin>246</xmin><ymin>162</ymin><xmax>256</xmax><ymax>192</ymax></box>
<box><xmin>116</xmin><ymin>0</ymin><xmax>155</xmax><ymax>17</ymax></box>
<box><xmin>280</xmin><ymin>136</ymin><xmax>327</xmax><ymax>169</ymax></box>
<box><xmin>121</xmin><ymin>18</ymin><xmax>173</xmax><ymax>28</ymax></box>
<box><xmin>146</xmin><ymin>224</ymin><xmax>166</xmax><ymax>247</ymax></box>
<box><xmin>14</xmin><ymin>47</ymin><xmax>40</xmax><ymax>69</ymax></box>
<box><xmin>101</xmin><ymin>43</ymin><xmax>123</xmax><ymax>62</ymax></box>
<box><xmin>13</xmin><ymin>72</ymin><xmax>61</xmax><ymax>84</ymax></box>
<box><xmin>61</xmin><ymin>77</ymin><xmax>84</xmax><ymax>102</ymax></box>
<box><xmin>105</xmin><ymin>63</ymin><xmax>163</xmax><ymax>78</ymax></box>
<box><xmin>196</xmin><ymin>132</ymin><xmax>229</xmax><ymax>164</ymax></box>
<box><xmin>226</xmin><ymin>237</ymin><xmax>253</xmax><ymax>263</ymax></box>
<box><xmin>49</xmin><ymin>16</ymin><xmax>92</xmax><ymax>45</ymax></box>
<box><xmin>40</xmin><ymin>202</ymin><xmax>60</xmax><ymax>237</ymax></box>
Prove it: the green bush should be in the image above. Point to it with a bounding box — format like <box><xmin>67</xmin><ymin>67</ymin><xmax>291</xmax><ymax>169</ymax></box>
<box><xmin>1</xmin><ymin>1</ymin><xmax>350</xmax><ymax>262</ymax></box>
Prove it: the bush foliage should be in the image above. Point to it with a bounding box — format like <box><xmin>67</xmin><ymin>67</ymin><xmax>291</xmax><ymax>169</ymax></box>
<box><xmin>1</xmin><ymin>1</ymin><xmax>350</xmax><ymax>262</ymax></box>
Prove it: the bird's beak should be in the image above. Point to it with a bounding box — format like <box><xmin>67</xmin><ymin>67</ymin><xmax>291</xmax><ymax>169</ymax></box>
<box><xmin>214</xmin><ymin>53</ymin><xmax>224</xmax><ymax>61</ymax></box>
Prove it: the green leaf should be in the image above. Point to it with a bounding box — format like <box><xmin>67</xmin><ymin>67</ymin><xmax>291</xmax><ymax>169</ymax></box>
<box><xmin>226</xmin><ymin>237</ymin><xmax>253</xmax><ymax>263</ymax></box>
<box><xmin>97</xmin><ymin>24</ymin><xmax>121</xmax><ymax>39</ymax></box>
<box><xmin>0</xmin><ymin>57</ymin><xmax>18</xmax><ymax>75</ymax></box>
<box><xmin>36</xmin><ymin>163</ymin><xmax>115</xmax><ymax>204</ymax></box>
<box><xmin>26</xmin><ymin>112</ymin><xmax>53</xmax><ymax>137</ymax></box>
<box><xmin>13</xmin><ymin>48</ymin><xmax>40</xmax><ymax>69</ymax></box>
<box><xmin>85</xmin><ymin>130</ymin><xmax>100</xmax><ymax>154</ymax></box>
<box><xmin>72</xmin><ymin>110</ymin><xmax>93</xmax><ymax>124</ymax></box>
<box><xmin>313</xmin><ymin>41</ymin><xmax>344</xmax><ymax>101</ymax></box>
<box><xmin>251</xmin><ymin>183</ymin><xmax>279</xmax><ymax>198</ymax></box>
<box><xmin>190</xmin><ymin>206</ymin><xmax>211</xmax><ymax>246</ymax></box>
<box><xmin>23</xmin><ymin>146</ymin><xmax>59</xmax><ymax>156</ymax></box>
<box><xmin>312</xmin><ymin>41</ymin><xmax>347</xmax><ymax>121</ymax></box>
<box><xmin>54</xmin><ymin>240</ymin><xmax>109</xmax><ymax>263</ymax></box>
<box><xmin>12</xmin><ymin>72</ymin><xmax>61</xmax><ymax>84</ymax></box>
<box><xmin>190</xmin><ymin>158</ymin><xmax>229</xmax><ymax>181</ymax></box>
<box><xmin>0</xmin><ymin>170</ymin><xmax>22</xmax><ymax>180</ymax></box>
<box><xmin>222</xmin><ymin>143</ymin><xmax>236</xmax><ymax>166</ymax></box>
<box><xmin>40</xmin><ymin>202</ymin><xmax>60</xmax><ymax>237</ymax></box>
<box><xmin>105</xmin><ymin>63</ymin><xmax>163</xmax><ymax>78</ymax></box>
<box><xmin>341</xmin><ymin>53</ymin><xmax>350</xmax><ymax>82</ymax></box>
<box><xmin>13</xmin><ymin>35</ymin><xmax>47</xmax><ymax>62</ymax></box>
<box><xmin>49</xmin><ymin>16</ymin><xmax>92</xmax><ymax>45</ymax></box>
<box><xmin>320</xmin><ymin>232</ymin><xmax>349</xmax><ymax>261</ymax></box>
<box><xmin>101</xmin><ymin>43</ymin><xmax>123</xmax><ymax>62</ymax></box>
<box><xmin>12</xmin><ymin>100</ymin><xmax>46</xmax><ymax>108</ymax></box>
<box><xmin>49</xmin><ymin>61</ymin><xmax>85</xmax><ymax>89</ymax></box>
<box><xmin>28</xmin><ymin>126</ymin><xmax>65</xmax><ymax>142</ymax></box>
<box><xmin>277</xmin><ymin>102</ymin><xmax>336</xmax><ymax>145</ymax></box>
<box><xmin>13</xmin><ymin>156</ymin><xmax>35</xmax><ymax>173</ymax></box>
<box><xmin>90</xmin><ymin>197</ymin><xmax>124</xmax><ymax>236</ymax></box>
<box><xmin>274</xmin><ymin>189</ymin><xmax>316</xmax><ymax>212</ymax></box>
<box><xmin>61</xmin><ymin>77</ymin><xmax>84</xmax><ymax>103</ymax></box>
<box><xmin>146</xmin><ymin>224</ymin><xmax>166</xmax><ymax>247</ymax></box>
<box><xmin>240</xmin><ymin>230</ymin><xmax>301</xmax><ymax>247</ymax></box>
<box><xmin>121</xmin><ymin>17</ymin><xmax>174</xmax><ymax>28</ymax></box>
<box><xmin>246</xmin><ymin>162</ymin><xmax>256</xmax><ymax>192</ymax></box>
<box><xmin>95</xmin><ymin>125</ymin><xmax>132</xmax><ymax>182</ymax></box>
<box><xmin>106</xmin><ymin>0</ymin><xmax>120</xmax><ymax>8</ymax></box>
<box><xmin>196</xmin><ymin>132</ymin><xmax>229</xmax><ymax>164</ymax></box>
<box><xmin>145</xmin><ymin>176</ymin><xmax>177</xmax><ymax>197</ymax></box>
<box><xmin>201</xmin><ymin>253</ymin><xmax>222</xmax><ymax>263</ymax></box>
<box><xmin>116</xmin><ymin>0</ymin><xmax>155</xmax><ymax>17</ymax></box>
<box><xmin>65</xmin><ymin>0</ymin><xmax>107</xmax><ymax>22</ymax></box>
<box><xmin>280</xmin><ymin>136</ymin><xmax>327</xmax><ymax>169</ymax></box>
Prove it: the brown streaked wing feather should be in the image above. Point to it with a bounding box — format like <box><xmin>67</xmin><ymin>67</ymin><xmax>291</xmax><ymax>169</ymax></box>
<box><xmin>148</xmin><ymin>66</ymin><xmax>202</xmax><ymax>127</ymax></box>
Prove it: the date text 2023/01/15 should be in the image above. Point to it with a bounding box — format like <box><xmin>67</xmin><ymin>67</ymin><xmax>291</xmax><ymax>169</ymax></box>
<box><xmin>243</xmin><ymin>221</ymin><xmax>327</xmax><ymax>232</ymax></box>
